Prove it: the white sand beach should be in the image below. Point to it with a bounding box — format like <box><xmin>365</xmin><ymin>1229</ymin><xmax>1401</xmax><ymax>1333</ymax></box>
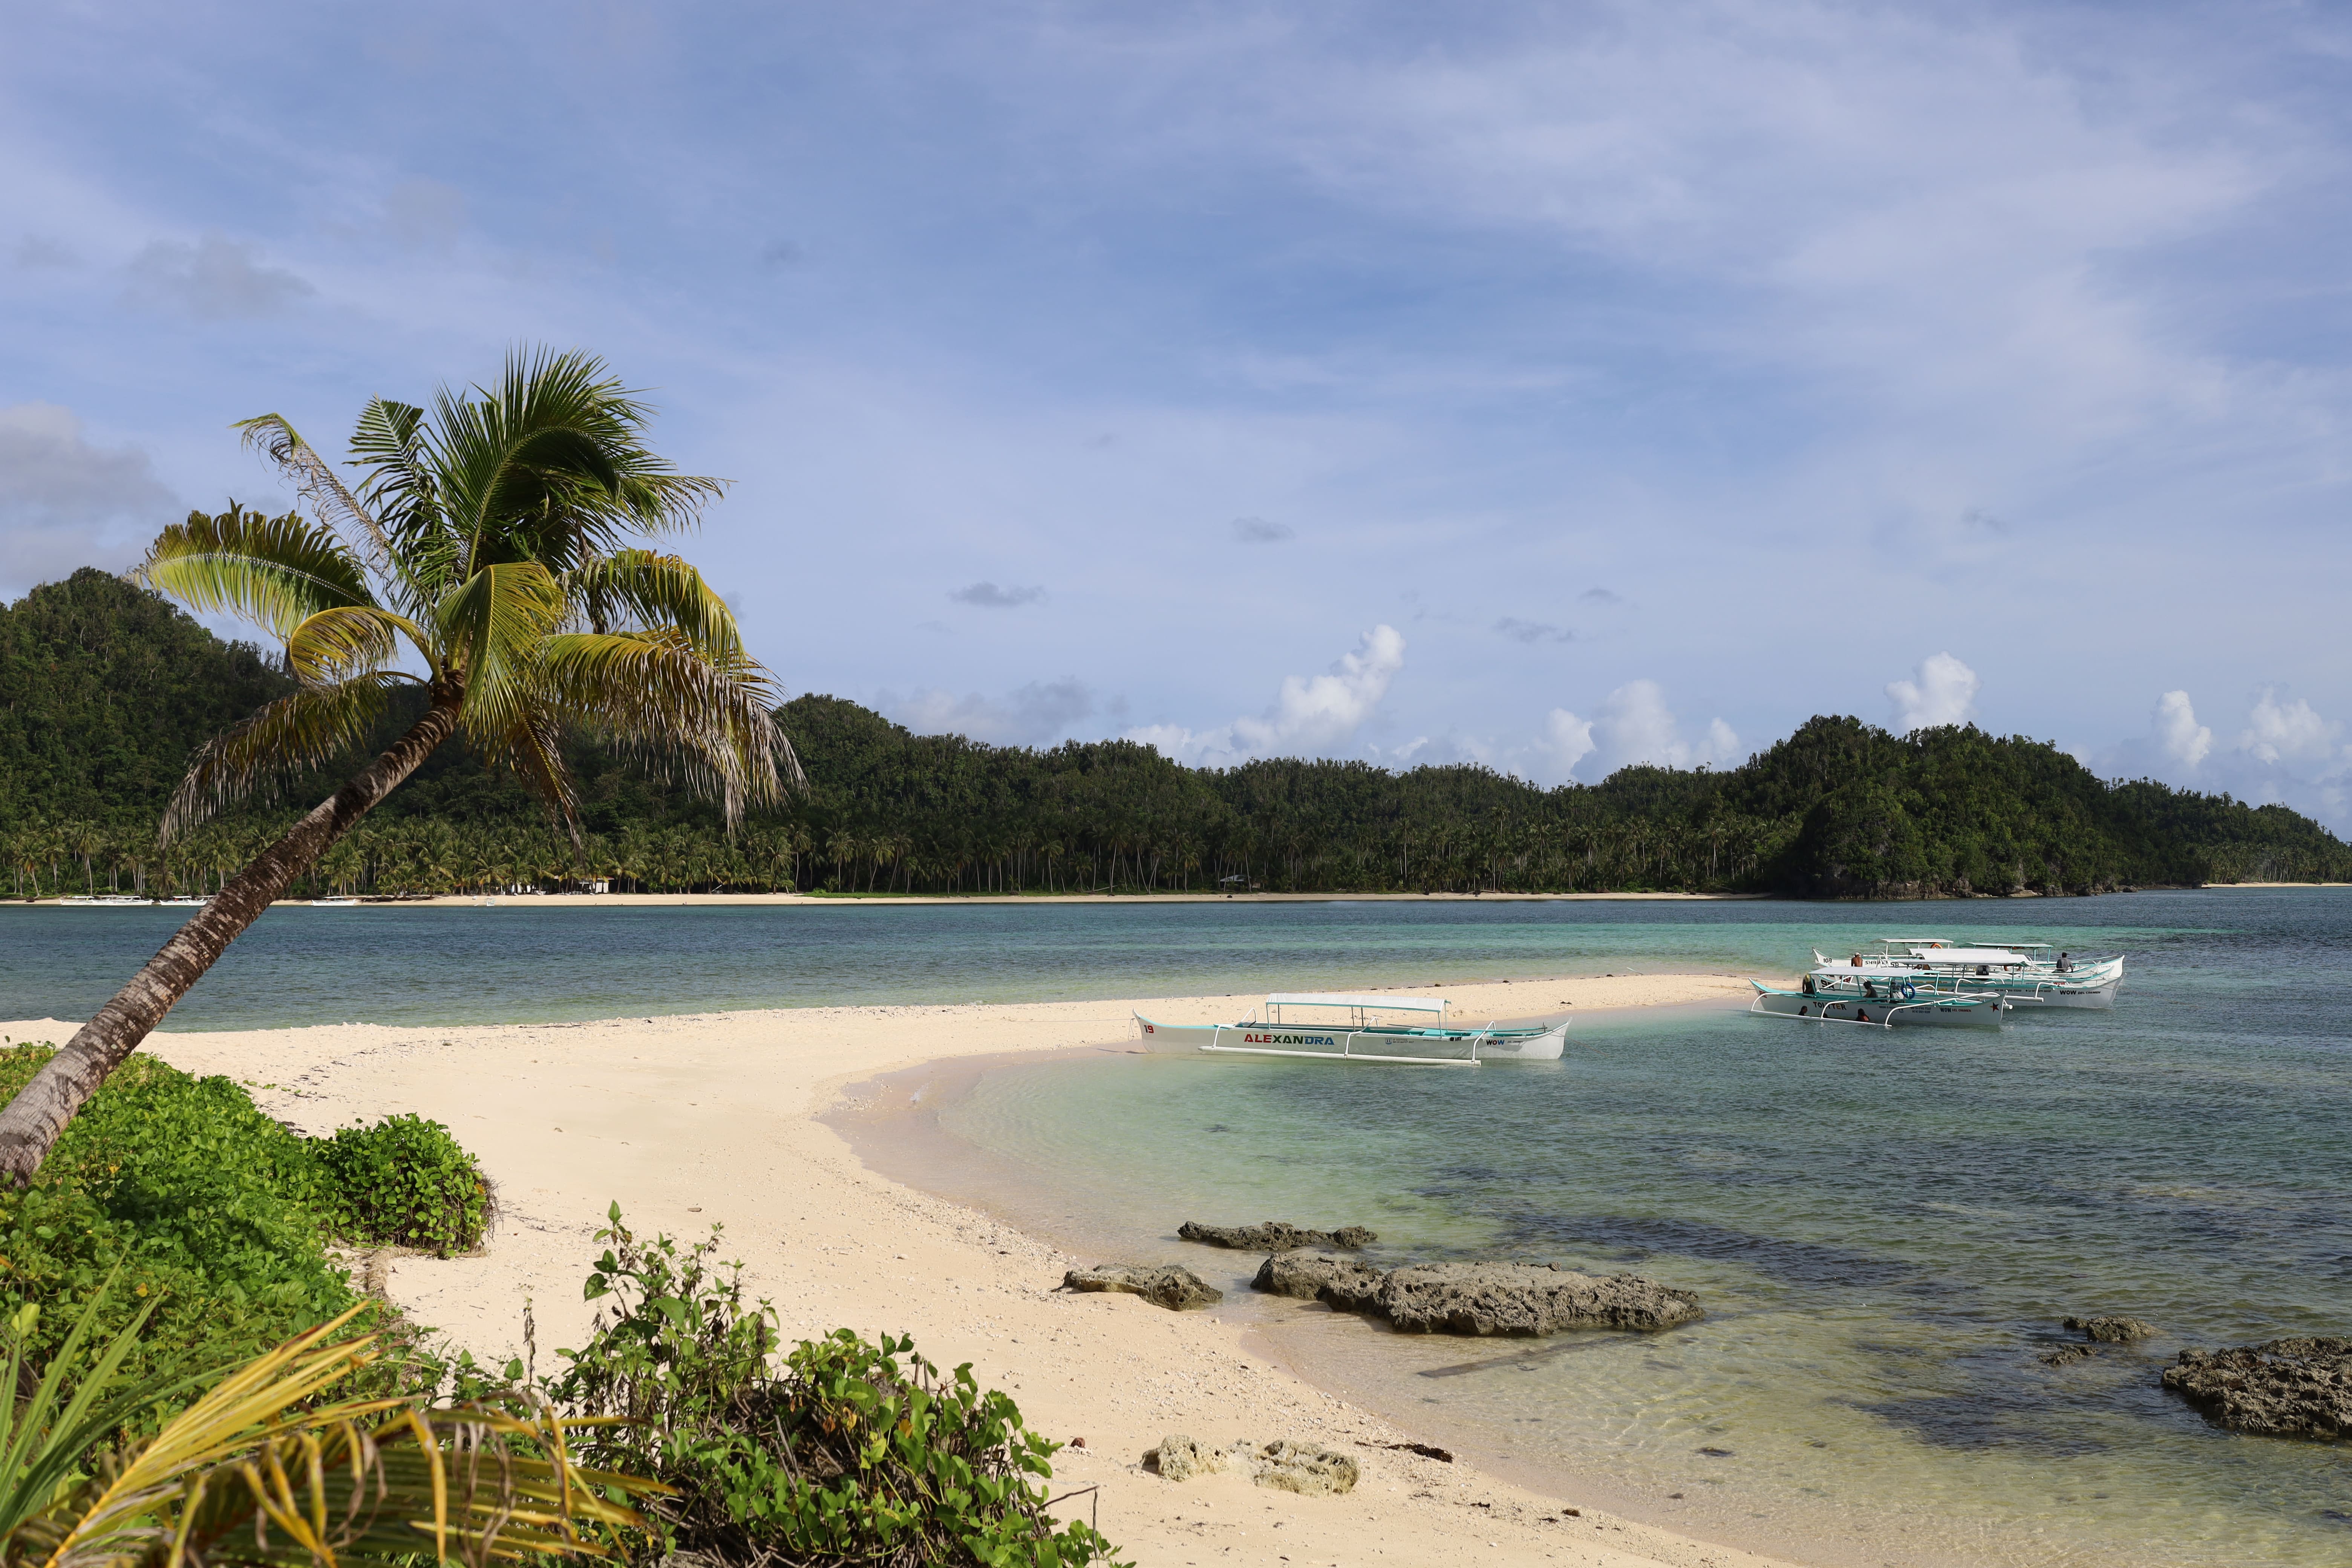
<box><xmin>8</xmin><ymin>972</ymin><xmax>1801</xmax><ymax>1568</ymax></box>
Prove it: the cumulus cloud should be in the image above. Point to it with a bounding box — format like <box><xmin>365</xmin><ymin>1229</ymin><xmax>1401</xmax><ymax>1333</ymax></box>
<box><xmin>124</xmin><ymin>233</ymin><xmax>312</xmax><ymax>318</ymax></box>
<box><xmin>1130</xmin><ymin>624</ymin><xmax>1404</xmax><ymax>764</ymax></box>
<box><xmin>2154</xmin><ymin>690</ymin><xmax>2213</xmax><ymax>767</ymax></box>
<box><xmin>0</xmin><ymin>403</ymin><xmax>175</xmax><ymax>598</ymax></box>
<box><xmin>1536</xmin><ymin>707</ymin><xmax>1595</xmax><ymax>781</ymax></box>
<box><xmin>1584</xmin><ymin>680</ymin><xmax>1744</xmax><ymax>775</ymax></box>
<box><xmin>949</xmin><ymin>580</ymin><xmax>1046</xmax><ymax>608</ymax></box>
<box><xmin>2238</xmin><ymin>688</ymin><xmax>2342</xmax><ymax>766</ymax></box>
<box><xmin>1886</xmin><ymin>652</ymin><xmax>1980</xmax><ymax>732</ymax></box>
<box><xmin>1230</xmin><ymin>515</ymin><xmax>1293</xmax><ymax>542</ymax></box>
<box><xmin>881</xmin><ymin>677</ymin><xmax>1102</xmax><ymax>747</ymax></box>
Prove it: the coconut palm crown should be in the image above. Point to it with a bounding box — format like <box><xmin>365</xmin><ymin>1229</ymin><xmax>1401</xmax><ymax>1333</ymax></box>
<box><xmin>0</xmin><ymin>348</ymin><xmax>797</xmax><ymax>1183</ymax></box>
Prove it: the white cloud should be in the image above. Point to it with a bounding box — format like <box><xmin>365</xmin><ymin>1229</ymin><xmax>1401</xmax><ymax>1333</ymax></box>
<box><xmin>1537</xmin><ymin>707</ymin><xmax>1595</xmax><ymax>782</ymax></box>
<box><xmin>2154</xmin><ymin>690</ymin><xmax>2213</xmax><ymax>767</ymax></box>
<box><xmin>880</xmin><ymin>677</ymin><xmax>1102</xmax><ymax>748</ymax></box>
<box><xmin>124</xmin><ymin>233</ymin><xmax>312</xmax><ymax>319</ymax></box>
<box><xmin>2238</xmin><ymin>688</ymin><xmax>2342</xmax><ymax>766</ymax></box>
<box><xmin>1589</xmin><ymin>679</ymin><xmax>1743</xmax><ymax>774</ymax></box>
<box><xmin>1131</xmin><ymin>624</ymin><xmax>1404</xmax><ymax>764</ymax></box>
<box><xmin>1886</xmin><ymin>652</ymin><xmax>1980</xmax><ymax>732</ymax></box>
<box><xmin>0</xmin><ymin>403</ymin><xmax>175</xmax><ymax>599</ymax></box>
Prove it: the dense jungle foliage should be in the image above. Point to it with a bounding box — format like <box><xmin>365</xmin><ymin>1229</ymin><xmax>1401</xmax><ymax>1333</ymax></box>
<box><xmin>6</xmin><ymin>568</ymin><xmax>2347</xmax><ymax>898</ymax></box>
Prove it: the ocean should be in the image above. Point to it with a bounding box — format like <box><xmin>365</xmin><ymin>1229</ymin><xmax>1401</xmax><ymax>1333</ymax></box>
<box><xmin>5</xmin><ymin>888</ymin><xmax>2347</xmax><ymax>1565</ymax></box>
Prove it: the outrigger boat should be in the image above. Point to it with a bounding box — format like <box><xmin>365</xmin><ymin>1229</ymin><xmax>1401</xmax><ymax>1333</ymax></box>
<box><xmin>1811</xmin><ymin>940</ymin><xmax>2124</xmax><ymax>1011</ymax></box>
<box><xmin>1749</xmin><ymin>971</ymin><xmax>2010</xmax><ymax>1029</ymax></box>
<box><xmin>1132</xmin><ymin>992</ymin><xmax>1567</xmax><ymax>1066</ymax></box>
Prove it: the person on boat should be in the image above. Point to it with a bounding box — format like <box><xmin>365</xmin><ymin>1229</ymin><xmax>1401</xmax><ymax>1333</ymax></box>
<box><xmin>2057</xmin><ymin>952</ymin><xmax>2072</xmax><ymax>973</ymax></box>
<box><xmin>1850</xmin><ymin>953</ymin><xmax>1863</xmax><ymax>966</ymax></box>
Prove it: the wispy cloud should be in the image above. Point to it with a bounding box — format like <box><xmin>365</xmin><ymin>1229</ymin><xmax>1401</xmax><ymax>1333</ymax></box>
<box><xmin>122</xmin><ymin>234</ymin><xmax>312</xmax><ymax>319</ymax></box>
<box><xmin>880</xmin><ymin>677</ymin><xmax>1106</xmax><ymax>748</ymax></box>
<box><xmin>1495</xmin><ymin>617</ymin><xmax>1573</xmax><ymax>645</ymax></box>
<box><xmin>0</xmin><ymin>403</ymin><xmax>174</xmax><ymax>598</ymax></box>
<box><xmin>1230</xmin><ymin>515</ymin><xmax>1293</xmax><ymax>542</ymax></box>
<box><xmin>949</xmin><ymin>581</ymin><xmax>1047</xmax><ymax>608</ymax></box>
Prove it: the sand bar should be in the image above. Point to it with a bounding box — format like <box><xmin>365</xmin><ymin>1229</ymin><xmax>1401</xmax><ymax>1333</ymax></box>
<box><xmin>8</xmin><ymin>972</ymin><xmax>1802</xmax><ymax>1568</ymax></box>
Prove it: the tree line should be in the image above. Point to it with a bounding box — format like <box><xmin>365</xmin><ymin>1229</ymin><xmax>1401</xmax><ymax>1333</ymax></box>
<box><xmin>7</xmin><ymin>567</ymin><xmax>2349</xmax><ymax>899</ymax></box>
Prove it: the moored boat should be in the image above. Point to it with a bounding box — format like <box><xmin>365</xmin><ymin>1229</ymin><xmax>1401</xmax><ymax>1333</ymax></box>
<box><xmin>1133</xmin><ymin>992</ymin><xmax>1567</xmax><ymax>1066</ymax></box>
<box><xmin>1811</xmin><ymin>941</ymin><xmax>2124</xmax><ymax>1011</ymax></box>
<box><xmin>1749</xmin><ymin>976</ymin><xmax>2009</xmax><ymax>1029</ymax></box>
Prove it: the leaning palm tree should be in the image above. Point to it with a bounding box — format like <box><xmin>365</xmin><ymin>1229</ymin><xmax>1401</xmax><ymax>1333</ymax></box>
<box><xmin>0</xmin><ymin>348</ymin><xmax>798</xmax><ymax>1184</ymax></box>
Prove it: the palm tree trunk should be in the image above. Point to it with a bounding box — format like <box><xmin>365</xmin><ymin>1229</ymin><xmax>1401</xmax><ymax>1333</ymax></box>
<box><xmin>0</xmin><ymin>693</ymin><xmax>463</xmax><ymax>1185</ymax></box>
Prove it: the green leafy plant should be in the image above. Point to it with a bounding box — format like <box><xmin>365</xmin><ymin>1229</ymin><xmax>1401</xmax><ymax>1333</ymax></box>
<box><xmin>317</xmin><ymin>1112</ymin><xmax>493</xmax><ymax>1256</ymax></box>
<box><xmin>0</xmin><ymin>1046</ymin><xmax>357</xmax><ymax>1392</ymax></box>
<box><xmin>548</xmin><ymin>1207</ymin><xmax>1126</xmax><ymax>1568</ymax></box>
<box><xmin>3</xmin><ymin>1284</ymin><xmax>662</xmax><ymax>1568</ymax></box>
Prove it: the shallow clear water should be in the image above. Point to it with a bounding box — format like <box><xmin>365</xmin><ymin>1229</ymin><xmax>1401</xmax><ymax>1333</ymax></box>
<box><xmin>6</xmin><ymin>889</ymin><xmax>2347</xmax><ymax>1563</ymax></box>
<box><xmin>918</xmin><ymin>890</ymin><xmax>2352</xmax><ymax>1567</ymax></box>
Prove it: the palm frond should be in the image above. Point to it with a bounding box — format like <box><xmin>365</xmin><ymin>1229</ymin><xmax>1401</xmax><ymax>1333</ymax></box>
<box><xmin>435</xmin><ymin>562</ymin><xmax>567</xmax><ymax>743</ymax></box>
<box><xmin>467</xmin><ymin>706</ymin><xmax>582</xmax><ymax>846</ymax></box>
<box><xmin>284</xmin><ymin>607</ymin><xmax>427</xmax><ymax>688</ymax></box>
<box><xmin>430</xmin><ymin>349</ymin><xmax>725</xmax><ymax>576</ymax></box>
<box><xmin>0</xmin><ymin>1279</ymin><xmax>182</xmax><ymax>1556</ymax></box>
<box><xmin>233</xmin><ymin>416</ymin><xmax>396</xmax><ymax>579</ymax></box>
<box><xmin>537</xmin><ymin>630</ymin><xmax>799</xmax><ymax>830</ymax></box>
<box><xmin>163</xmin><ymin>675</ymin><xmax>411</xmax><ymax>843</ymax></box>
<box><xmin>136</xmin><ymin>508</ymin><xmax>375</xmax><ymax>640</ymax></box>
<box><xmin>562</xmin><ymin>550</ymin><xmax>741</xmax><ymax>655</ymax></box>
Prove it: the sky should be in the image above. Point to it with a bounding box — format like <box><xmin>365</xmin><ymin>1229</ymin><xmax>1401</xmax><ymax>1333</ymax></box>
<box><xmin>5</xmin><ymin>1</ymin><xmax>2350</xmax><ymax>825</ymax></box>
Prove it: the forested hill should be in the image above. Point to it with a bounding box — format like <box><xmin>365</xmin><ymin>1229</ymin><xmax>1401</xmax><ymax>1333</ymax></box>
<box><xmin>4</xmin><ymin>568</ymin><xmax>2347</xmax><ymax>899</ymax></box>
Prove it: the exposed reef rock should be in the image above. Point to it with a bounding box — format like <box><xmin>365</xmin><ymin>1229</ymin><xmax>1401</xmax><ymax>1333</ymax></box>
<box><xmin>2163</xmin><ymin>1338</ymin><xmax>2352</xmax><ymax>1441</ymax></box>
<box><xmin>1252</xmin><ymin>1250</ymin><xmax>1388</xmax><ymax>1314</ymax></box>
<box><xmin>1179</xmin><ymin>1220</ymin><xmax>1376</xmax><ymax>1251</ymax></box>
<box><xmin>2065</xmin><ymin>1314</ymin><xmax>2157</xmax><ymax>1343</ymax></box>
<box><xmin>1380</xmin><ymin>1263</ymin><xmax>1702</xmax><ymax>1337</ymax></box>
<box><xmin>1061</xmin><ymin>1263</ymin><xmax>1222</xmax><ymax>1311</ymax></box>
<box><xmin>2040</xmin><ymin>1343</ymin><xmax>2098</xmax><ymax>1367</ymax></box>
<box><xmin>1147</xmin><ymin>1435</ymin><xmax>1360</xmax><ymax>1494</ymax></box>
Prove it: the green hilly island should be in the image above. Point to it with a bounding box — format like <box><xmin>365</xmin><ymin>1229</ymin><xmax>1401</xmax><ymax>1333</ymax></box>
<box><xmin>5</xmin><ymin>567</ymin><xmax>2345</xmax><ymax>899</ymax></box>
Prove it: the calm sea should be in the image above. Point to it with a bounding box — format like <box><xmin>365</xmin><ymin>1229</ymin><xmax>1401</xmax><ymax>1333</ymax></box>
<box><xmin>5</xmin><ymin>889</ymin><xmax>2348</xmax><ymax>1565</ymax></box>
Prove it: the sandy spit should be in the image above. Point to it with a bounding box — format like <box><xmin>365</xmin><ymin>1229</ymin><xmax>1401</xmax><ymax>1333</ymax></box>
<box><xmin>8</xmin><ymin>973</ymin><xmax>1802</xmax><ymax>1568</ymax></box>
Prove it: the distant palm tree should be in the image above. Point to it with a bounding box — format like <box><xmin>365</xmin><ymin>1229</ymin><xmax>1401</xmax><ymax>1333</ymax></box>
<box><xmin>0</xmin><ymin>348</ymin><xmax>799</xmax><ymax>1183</ymax></box>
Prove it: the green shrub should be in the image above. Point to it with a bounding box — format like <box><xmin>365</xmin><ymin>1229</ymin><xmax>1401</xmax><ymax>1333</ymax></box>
<box><xmin>0</xmin><ymin>1044</ymin><xmax>359</xmax><ymax>1388</ymax></box>
<box><xmin>317</xmin><ymin>1113</ymin><xmax>492</xmax><ymax>1256</ymax></box>
<box><xmin>548</xmin><ymin>1207</ymin><xmax>1126</xmax><ymax>1568</ymax></box>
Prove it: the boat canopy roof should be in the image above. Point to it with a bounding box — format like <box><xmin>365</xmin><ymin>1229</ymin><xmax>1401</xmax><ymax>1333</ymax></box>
<box><xmin>1266</xmin><ymin>992</ymin><xmax>1448</xmax><ymax>1014</ymax></box>
<box><xmin>1905</xmin><ymin>947</ymin><xmax>2035</xmax><ymax>965</ymax></box>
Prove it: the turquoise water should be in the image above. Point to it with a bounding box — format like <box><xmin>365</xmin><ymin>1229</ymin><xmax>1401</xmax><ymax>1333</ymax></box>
<box><xmin>0</xmin><ymin>893</ymin><xmax>2223</xmax><ymax>1029</ymax></box>
<box><xmin>6</xmin><ymin>890</ymin><xmax>2347</xmax><ymax>1563</ymax></box>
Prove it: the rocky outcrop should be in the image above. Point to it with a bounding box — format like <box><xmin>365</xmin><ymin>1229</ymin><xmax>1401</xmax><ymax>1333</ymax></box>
<box><xmin>1061</xmin><ymin>1263</ymin><xmax>1223</xmax><ymax>1311</ymax></box>
<box><xmin>1179</xmin><ymin>1220</ymin><xmax>1376</xmax><ymax>1251</ymax></box>
<box><xmin>1147</xmin><ymin>1435</ymin><xmax>1360</xmax><ymax>1495</ymax></box>
<box><xmin>1380</xmin><ymin>1263</ymin><xmax>1702</xmax><ymax>1337</ymax></box>
<box><xmin>1248</xmin><ymin>1440</ymin><xmax>1360</xmax><ymax>1495</ymax></box>
<box><xmin>2039</xmin><ymin>1343</ymin><xmax>2097</xmax><ymax>1367</ymax></box>
<box><xmin>2162</xmin><ymin>1338</ymin><xmax>2352</xmax><ymax>1441</ymax></box>
<box><xmin>1253</xmin><ymin>1250</ymin><xmax>1388</xmax><ymax>1313</ymax></box>
<box><xmin>2065</xmin><ymin>1314</ymin><xmax>2157</xmax><ymax>1343</ymax></box>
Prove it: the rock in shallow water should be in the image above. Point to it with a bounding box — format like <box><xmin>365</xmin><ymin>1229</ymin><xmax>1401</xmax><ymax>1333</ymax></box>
<box><xmin>1062</xmin><ymin>1263</ymin><xmax>1223</xmax><ymax>1311</ymax></box>
<box><xmin>2065</xmin><ymin>1314</ymin><xmax>2158</xmax><ymax>1343</ymax></box>
<box><xmin>1179</xmin><ymin>1219</ymin><xmax>1376</xmax><ymax>1251</ymax></box>
<box><xmin>1253</xmin><ymin>1249</ymin><xmax>1389</xmax><ymax>1313</ymax></box>
<box><xmin>1380</xmin><ymin>1263</ymin><xmax>1703</xmax><ymax>1336</ymax></box>
<box><xmin>2163</xmin><ymin>1338</ymin><xmax>2352</xmax><ymax>1441</ymax></box>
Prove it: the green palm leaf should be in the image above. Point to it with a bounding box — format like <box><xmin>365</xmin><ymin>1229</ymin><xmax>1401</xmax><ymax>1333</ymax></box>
<box><xmin>137</xmin><ymin>508</ymin><xmax>374</xmax><ymax>640</ymax></box>
<box><xmin>163</xmin><ymin>675</ymin><xmax>412</xmax><ymax>841</ymax></box>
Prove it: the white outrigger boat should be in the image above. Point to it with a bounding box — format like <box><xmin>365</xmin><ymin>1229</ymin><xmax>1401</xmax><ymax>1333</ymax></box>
<box><xmin>1132</xmin><ymin>992</ymin><xmax>1568</xmax><ymax>1066</ymax></box>
<box><xmin>1749</xmin><ymin>971</ymin><xmax>2011</xmax><ymax>1029</ymax></box>
<box><xmin>1811</xmin><ymin>939</ymin><xmax>2124</xmax><ymax>1010</ymax></box>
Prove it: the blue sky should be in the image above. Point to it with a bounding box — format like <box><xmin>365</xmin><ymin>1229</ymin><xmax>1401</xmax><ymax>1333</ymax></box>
<box><xmin>6</xmin><ymin>2</ymin><xmax>2350</xmax><ymax>824</ymax></box>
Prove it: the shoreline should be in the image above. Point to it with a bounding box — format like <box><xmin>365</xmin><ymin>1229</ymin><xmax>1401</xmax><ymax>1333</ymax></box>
<box><xmin>5</xmin><ymin>972</ymin><xmax>1803</xmax><ymax>1568</ymax></box>
<box><xmin>26</xmin><ymin>889</ymin><xmax>1775</xmax><ymax>907</ymax></box>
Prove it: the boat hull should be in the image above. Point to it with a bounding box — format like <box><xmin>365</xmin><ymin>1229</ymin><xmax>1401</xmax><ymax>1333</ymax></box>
<box><xmin>1749</xmin><ymin>986</ymin><xmax>2005</xmax><ymax>1029</ymax></box>
<box><xmin>1133</xmin><ymin>1014</ymin><xmax>1566</xmax><ymax>1063</ymax></box>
